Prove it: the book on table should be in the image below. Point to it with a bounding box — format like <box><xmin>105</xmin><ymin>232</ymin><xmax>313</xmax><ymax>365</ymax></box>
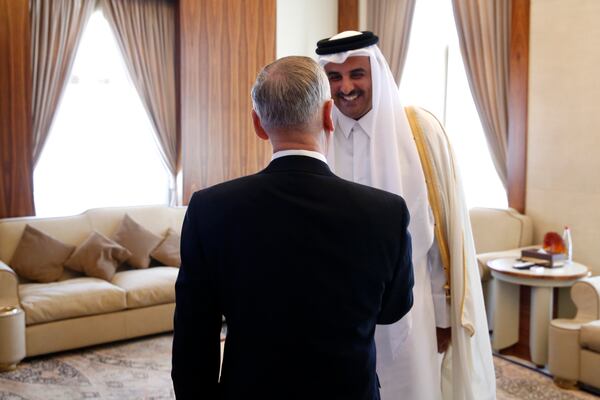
<box><xmin>520</xmin><ymin>248</ymin><xmax>565</xmax><ymax>268</ymax></box>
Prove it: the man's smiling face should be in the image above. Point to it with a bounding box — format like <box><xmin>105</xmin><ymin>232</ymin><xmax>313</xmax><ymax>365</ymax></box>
<box><xmin>324</xmin><ymin>56</ymin><xmax>373</xmax><ymax>120</ymax></box>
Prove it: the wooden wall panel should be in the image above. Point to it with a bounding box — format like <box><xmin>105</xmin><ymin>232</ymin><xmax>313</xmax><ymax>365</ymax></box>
<box><xmin>0</xmin><ymin>0</ymin><xmax>34</xmax><ymax>218</ymax></box>
<box><xmin>508</xmin><ymin>0</ymin><xmax>530</xmax><ymax>213</ymax></box>
<box><xmin>503</xmin><ymin>0</ymin><xmax>531</xmax><ymax>359</ymax></box>
<box><xmin>338</xmin><ymin>0</ymin><xmax>359</xmax><ymax>32</ymax></box>
<box><xmin>180</xmin><ymin>0</ymin><xmax>275</xmax><ymax>204</ymax></box>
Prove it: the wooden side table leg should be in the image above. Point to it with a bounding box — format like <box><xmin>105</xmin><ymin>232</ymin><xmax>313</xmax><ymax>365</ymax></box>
<box><xmin>492</xmin><ymin>279</ymin><xmax>520</xmax><ymax>351</ymax></box>
<box><xmin>530</xmin><ymin>286</ymin><xmax>553</xmax><ymax>366</ymax></box>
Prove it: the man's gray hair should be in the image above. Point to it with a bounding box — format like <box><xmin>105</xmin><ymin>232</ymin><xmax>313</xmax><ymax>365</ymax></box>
<box><xmin>251</xmin><ymin>56</ymin><xmax>330</xmax><ymax>131</ymax></box>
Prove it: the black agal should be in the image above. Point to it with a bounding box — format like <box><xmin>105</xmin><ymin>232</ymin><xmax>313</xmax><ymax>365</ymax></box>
<box><xmin>315</xmin><ymin>31</ymin><xmax>379</xmax><ymax>55</ymax></box>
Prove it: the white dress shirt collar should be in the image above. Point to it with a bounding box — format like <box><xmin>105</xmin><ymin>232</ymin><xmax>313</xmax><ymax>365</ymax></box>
<box><xmin>271</xmin><ymin>149</ymin><xmax>328</xmax><ymax>164</ymax></box>
<box><xmin>335</xmin><ymin>108</ymin><xmax>374</xmax><ymax>139</ymax></box>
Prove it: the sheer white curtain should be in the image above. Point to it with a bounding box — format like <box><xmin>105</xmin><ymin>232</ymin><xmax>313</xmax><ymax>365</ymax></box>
<box><xmin>31</xmin><ymin>0</ymin><xmax>95</xmax><ymax>166</ymax></box>
<box><xmin>100</xmin><ymin>0</ymin><xmax>179</xmax><ymax>206</ymax></box>
<box><xmin>34</xmin><ymin>11</ymin><xmax>171</xmax><ymax>217</ymax></box>
<box><xmin>452</xmin><ymin>0</ymin><xmax>511</xmax><ymax>189</ymax></box>
<box><xmin>399</xmin><ymin>0</ymin><xmax>507</xmax><ymax>209</ymax></box>
<box><xmin>366</xmin><ymin>0</ymin><xmax>416</xmax><ymax>85</ymax></box>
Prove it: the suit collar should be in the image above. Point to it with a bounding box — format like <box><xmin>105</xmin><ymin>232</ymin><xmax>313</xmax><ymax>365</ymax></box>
<box><xmin>262</xmin><ymin>155</ymin><xmax>335</xmax><ymax>176</ymax></box>
<box><xmin>272</xmin><ymin>149</ymin><xmax>328</xmax><ymax>164</ymax></box>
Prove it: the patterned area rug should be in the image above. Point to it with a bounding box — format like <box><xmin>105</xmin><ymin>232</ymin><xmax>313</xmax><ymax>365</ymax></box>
<box><xmin>0</xmin><ymin>333</ymin><xmax>598</xmax><ymax>399</ymax></box>
<box><xmin>494</xmin><ymin>356</ymin><xmax>598</xmax><ymax>400</ymax></box>
<box><xmin>0</xmin><ymin>335</ymin><xmax>174</xmax><ymax>400</ymax></box>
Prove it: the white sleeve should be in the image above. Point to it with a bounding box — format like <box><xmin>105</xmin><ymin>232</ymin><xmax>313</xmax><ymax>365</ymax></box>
<box><xmin>428</xmin><ymin>237</ymin><xmax>451</xmax><ymax>328</ymax></box>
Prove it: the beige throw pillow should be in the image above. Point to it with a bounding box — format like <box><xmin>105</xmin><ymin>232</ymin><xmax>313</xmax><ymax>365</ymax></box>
<box><xmin>113</xmin><ymin>214</ymin><xmax>163</xmax><ymax>269</ymax></box>
<box><xmin>65</xmin><ymin>231</ymin><xmax>131</xmax><ymax>281</ymax></box>
<box><xmin>151</xmin><ymin>228</ymin><xmax>181</xmax><ymax>267</ymax></box>
<box><xmin>10</xmin><ymin>225</ymin><xmax>75</xmax><ymax>283</ymax></box>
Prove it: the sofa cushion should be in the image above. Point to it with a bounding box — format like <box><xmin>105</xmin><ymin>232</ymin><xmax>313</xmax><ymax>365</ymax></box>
<box><xmin>111</xmin><ymin>267</ymin><xmax>177</xmax><ymax>308</ymax></box>
<box><xmin>19</xmin><ymin>277</ymin><xmax>127</xmax><ymax>325</ymax></box>
<box><xmin>151</xmin><ymin>228</ymin><xmax>181</xmax><ymax>267</ymax></box>
<box><xmin>581</xmin><ymin>320</ymin><xmax>600</xmax><ymax>353</ymax></box>
<box><xmin>113</xmin><ymin>214</ymin><xmax>163</xmax><ymax>269</ymax></box>
<box><xmin>65</xmin><ymin>231</ymin><xmax>131</xmax><ymax>280</ymax></box>
<box><xmin>10</xmin><ymin>225</ymin><xmax>76</xmax><ymax>283</ymax></box>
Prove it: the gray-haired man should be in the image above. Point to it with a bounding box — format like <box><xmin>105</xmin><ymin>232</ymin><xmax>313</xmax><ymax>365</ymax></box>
<box><xmin>172</xmin><ymin>56</ymin><xmax>415</xmax><ymax>400</ymax></box>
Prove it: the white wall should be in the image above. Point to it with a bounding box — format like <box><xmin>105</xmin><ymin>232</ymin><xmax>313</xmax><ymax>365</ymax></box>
<box><xmin>528</xmin><ymin>0</ymin><xmax>600</xmax><ymax>312</ymax></box>
<box><xmin>276</xmin><ymin>0</ymin><xmax>338</xmax><ymax>59</ymax></box>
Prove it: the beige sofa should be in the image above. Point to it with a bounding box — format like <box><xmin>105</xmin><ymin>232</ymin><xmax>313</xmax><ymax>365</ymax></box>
<box><xmin>548</xmin><ymin>276</ymin><xmax>600</xmax><ymax>390</ymax></box>
<box><xmin>469</xmin><ymin>207</ymin><xmax>534</xmax><ymax>328</ymax></box>
<box><xmin>0</xmin><ymin>205</ymin><xmax>186</xmax><ymax>361</ymax></box>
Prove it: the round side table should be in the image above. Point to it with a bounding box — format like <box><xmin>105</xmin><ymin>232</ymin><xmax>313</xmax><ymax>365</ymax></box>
<box><xmin>0</xmin><ymin>306</ymin><xmax>25</xmax><ymax>371</ymax></box>
<box><xmin>487</xmin><ymin>258</ymin><xmax>590</xmax><ymax>366</ymax></box>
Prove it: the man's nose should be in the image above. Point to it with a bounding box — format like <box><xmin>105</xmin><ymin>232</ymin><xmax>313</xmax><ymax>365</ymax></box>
<box><xmin>340</xmin><ymin>77</ymin><xmax>354</xmax><ymax>94</ymax></box>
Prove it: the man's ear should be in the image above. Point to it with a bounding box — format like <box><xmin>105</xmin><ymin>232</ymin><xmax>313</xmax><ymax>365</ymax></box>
<box><xmin>252</xmin><ymin>110</ymin><xmax>269</xmax><ymax>140</ymax></box>
<box><xmin>323</xmin><ymin>99</ymin><xmax>334</xmax><ymax>133</ymax></box>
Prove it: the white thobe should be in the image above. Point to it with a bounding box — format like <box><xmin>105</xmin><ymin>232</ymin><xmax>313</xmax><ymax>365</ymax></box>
<box><xmin>333</xmin><ymin>110</ymin><xmax>449</xmax><ymax>400</ymax></box>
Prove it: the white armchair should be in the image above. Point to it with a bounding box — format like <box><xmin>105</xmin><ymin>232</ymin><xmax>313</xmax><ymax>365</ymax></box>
<box><xmin>548</xmin><ymin>276</ymin><xmax>600</xmax><ymax>390</ymax></box>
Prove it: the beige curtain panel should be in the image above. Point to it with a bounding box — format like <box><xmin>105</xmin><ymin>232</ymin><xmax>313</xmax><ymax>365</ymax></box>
<box><xmin>451</xmin><ymin>0</ymin><xmax>510</xmax><ymax>188</ymax></box>
<box><xmin>366</xmin><ymin>0</ymin><xmax>416</xmax><ymax>86</ymax></box>
<box><xmin>31</xmin><ymin>0</ymin><xmax>96</xmax><ymax>165</ymax></box>
<box><xmin>100</xmin><ymin>0</ymin><xmax>179</xmax><ymax>205</ymax></box>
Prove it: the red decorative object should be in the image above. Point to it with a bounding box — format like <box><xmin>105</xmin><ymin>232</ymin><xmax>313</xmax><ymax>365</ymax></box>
<box><xmin>543</xmin><ymin>231</ymin><xmax>566</xmax><ymax>254</ymax></box>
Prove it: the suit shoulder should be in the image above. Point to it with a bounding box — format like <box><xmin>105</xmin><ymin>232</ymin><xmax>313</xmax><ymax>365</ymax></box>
<box><xmin>339</xmin><ymin>178</ymin><xmax>408</xmax><ymax>210</ymax></box>
<box><xmin>189</xmin><ymin>174</ymin><xmax>259</xmax><ymax>202</ymax></box>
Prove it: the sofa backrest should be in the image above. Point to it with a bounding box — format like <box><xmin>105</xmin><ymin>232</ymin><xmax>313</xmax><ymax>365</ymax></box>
<box><xmin>0</xmin><ymin>214</ymin><xmax>91</xmax><ymax>265</ymax></box>
<box><xmin>0</xmin><ymin>205</ymin><xmax>186</xmax><ymax>265</ymax></box>
<box><xmin>86</xmin><ymin>206</ymin><xmax>186</xmax><ymax>238</ymax></box>
<box><xmin>469</xmin><ymin>207</ymin><xmax>533</xmax><ymax>254</ymax></box>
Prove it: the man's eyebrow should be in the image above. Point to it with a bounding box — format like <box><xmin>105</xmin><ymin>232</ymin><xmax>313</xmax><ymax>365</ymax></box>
<box><xmin>350</xmin><ymin>68</ymin><xmax>367</xmax><ymax>74</ymax></box>
<box><xmin>326</xmin><ymin>71</ymin><xmax>341</xmax><ymax>76</ymax></box>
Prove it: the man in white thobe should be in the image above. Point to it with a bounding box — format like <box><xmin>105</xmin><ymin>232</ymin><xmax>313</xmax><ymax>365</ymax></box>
<box><xmin>316</xmin><ymin>31</ymin><xmax>496</xmax><ymax>400</ymax></box>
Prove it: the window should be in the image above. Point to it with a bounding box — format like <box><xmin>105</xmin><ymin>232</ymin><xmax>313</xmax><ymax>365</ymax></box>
<box><xmin>399</xmin><ymin>0</ymin><xmax>507</xmax><ymax>209</ymax></box>
<box><xmin>34</xmin><ymin>11</ymin><xmax>171</xmax><ymax>218</ymax></box>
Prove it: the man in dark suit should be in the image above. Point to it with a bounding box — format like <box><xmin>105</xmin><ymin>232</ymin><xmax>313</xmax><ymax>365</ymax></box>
<box><xmin>171</xmin><ymin>56</ymin><xmax>414</xmax><ymax>400</ymax></box>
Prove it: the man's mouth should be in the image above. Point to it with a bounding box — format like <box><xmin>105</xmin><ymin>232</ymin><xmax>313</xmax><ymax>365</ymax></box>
<box><xmin>338</xmin><ymin>91</ymin><xmax>362</xmax><ymax>102</ymax></box>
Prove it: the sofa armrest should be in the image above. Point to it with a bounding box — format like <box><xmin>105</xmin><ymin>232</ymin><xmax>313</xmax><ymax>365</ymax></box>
<box><xmin>549</xmin><ymin>318</ymin><xmax>585</xmax><ymax>381</ymax></box>
<box><xmin>581</xmin><ymin>320</ymin><xmax>600</xmax><ymax>353</ymax></box>
<box><xmin>0</xmin><ymin>260</ymin><xmax>19</xmax><ymax>308</ymax></box>
<box><xmin>572</xmin><ymin>276</ymin><xmax>600</xmax><ymax>321</ymax></box>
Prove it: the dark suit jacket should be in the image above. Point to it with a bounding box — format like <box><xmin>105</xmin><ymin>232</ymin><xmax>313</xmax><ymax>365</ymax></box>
<box><xmin>172</xmin><ymin>155</ymin><xmax>413</xmax><ymax>400</ymax></box>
